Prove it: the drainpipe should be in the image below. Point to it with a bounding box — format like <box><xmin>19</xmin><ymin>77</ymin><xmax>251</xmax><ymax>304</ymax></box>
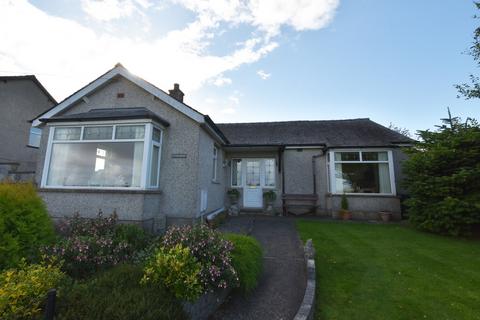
<box><xmin>280</xmin><ymin>146</ymin><xmax>286</xmax><ymax>215</ymax></box>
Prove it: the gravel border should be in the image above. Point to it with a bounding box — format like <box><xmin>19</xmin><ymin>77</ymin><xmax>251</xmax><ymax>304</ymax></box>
<box><xmin>294</xmin><ymin>239</ymin><xmax>316</xmax><ymax>320</ymax></box>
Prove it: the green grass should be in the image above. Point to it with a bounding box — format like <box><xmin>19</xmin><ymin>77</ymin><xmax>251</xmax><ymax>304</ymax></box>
<box><xmin>296</xmin><ymin>221</ymin><xmax>480</xmax><ymax>320</ymax></box>
<box><xmin>224</xmin><ymin>233</ymin><xmax>263</xmax><ymax>294</ymax></box>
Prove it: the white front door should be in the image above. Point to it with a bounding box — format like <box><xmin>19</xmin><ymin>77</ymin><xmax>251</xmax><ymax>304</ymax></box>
<box><xmin>243</xmin><ymin>159</ymin><xmax>263</xmax><ymax>208</ymax></box>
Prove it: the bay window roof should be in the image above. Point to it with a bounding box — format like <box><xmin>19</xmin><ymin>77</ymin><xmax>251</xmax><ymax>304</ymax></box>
<box><xmin>39</xmin><ymin>107</ymin><xmax>170</xmax><ymax>127</ymax></box>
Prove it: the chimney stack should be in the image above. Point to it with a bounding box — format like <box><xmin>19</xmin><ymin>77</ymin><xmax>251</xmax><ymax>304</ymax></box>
<box><xmin>169</xmin><ymin>83</ymin><xmax>184</xmax><ymax>102</ymax></box>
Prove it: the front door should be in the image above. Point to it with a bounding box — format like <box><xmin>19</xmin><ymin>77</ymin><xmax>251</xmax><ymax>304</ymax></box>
<box><xmin>243</xmin><ymin>159</ymin><xmax>263</xmax><ymax>208</ymax></box>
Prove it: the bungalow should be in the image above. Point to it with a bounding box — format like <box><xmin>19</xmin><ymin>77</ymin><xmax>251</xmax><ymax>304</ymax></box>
<box><xmin>31</xmin><ymin>64</ymin><xmax>412</xmax><ymax>232</ymax></box>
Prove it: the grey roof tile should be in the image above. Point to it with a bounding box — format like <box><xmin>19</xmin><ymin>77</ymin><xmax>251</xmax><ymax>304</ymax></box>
<box><xmin>216</xmin><ymin>118</ymin><xmax>412</xmax><ymax>147</ymax></box>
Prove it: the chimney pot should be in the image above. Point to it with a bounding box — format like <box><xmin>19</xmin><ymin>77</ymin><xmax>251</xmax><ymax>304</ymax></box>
<box><xmin>169</xmin><ymin>83</ymin><xmax>184</xmax><ymax>102</ymax></box>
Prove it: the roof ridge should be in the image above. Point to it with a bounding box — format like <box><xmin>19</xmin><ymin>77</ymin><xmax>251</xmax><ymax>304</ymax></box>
<box><xmin>217</xmin><ymin>118</ymin><xmax>371</xmax><ymax>125</ymax></box>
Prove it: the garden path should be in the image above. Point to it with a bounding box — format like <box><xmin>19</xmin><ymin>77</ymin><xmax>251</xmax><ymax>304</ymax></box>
<box><xmin>212</xmin><ymin>216</ymin><xmax>306</xmax><ymax>320</ymax></box>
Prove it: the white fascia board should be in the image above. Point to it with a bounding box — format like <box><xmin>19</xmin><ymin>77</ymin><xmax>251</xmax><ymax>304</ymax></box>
<box><xmin>32</xmin><ymin>66</ymin><xmax>205</xmax><ymax>126</ymax></box>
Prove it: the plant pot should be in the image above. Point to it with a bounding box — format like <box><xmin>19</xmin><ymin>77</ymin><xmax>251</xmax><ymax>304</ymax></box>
<box><xmin>341</xmin><ymin>210</ymin><xmax>352</xmax><ymax>220</ymax></box>
<box><xmin>331</xmin><ymin>211</ymin><xmax>341</xmax><ymax>220</ymax></box>
<box><xmin>228</xmin><ymin>195</ymin><xmax>238</xmax><ymax>205</ymax></box>
<box><xmin>380</xmin><ymin>211</ymin><xmax>392</xmax><ymax>222</ymax></box>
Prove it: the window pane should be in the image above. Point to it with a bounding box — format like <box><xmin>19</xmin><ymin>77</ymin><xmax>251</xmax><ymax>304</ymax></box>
<box><xmin>115</xmin><ymin>125</ymin><xmax>145</xmax><ymax>139</ymax></box>
<box><xmin>83</xmin><ymin>126</ymin><xmax>113</xmax><ymax>140</ymax></box>
<box><xmin>53</xmin><ymin>127</ymin><xmax>81</xmax><ymax>140</ymax></box>
<box><xmin>334</xmin><ymin>152</ymin><xmax>360</xmax><ymax>161</ymax></box>
<box><xmin>150</xmin><ymin>145</ymin><xmax>160</xmax><ymax>186</ymax></box>
<box><xmin>362</xmin><ymin>152</ymin><xmax>388</xmax><ymax>161</ymax></box>
<box><xmin>265</xmin><ymin>159</ymin><xmax>275</xmax><ymax>187</ymax></box>
<box><xmin>47</xmin><ymin>142</ymin><xmax>144</xmax><ymax>187</ymax></box>
<box><xmin>152</xmin><ymin>128</ymin><xmax>161</xmax><ymax>142</ymax></box>
<box><xmin>232</xmin><ymin>159</ymin><xmax>242</xmax><ymax>186</ymax></box>
<box><xmin>246</xmin><ymin>160</ymin><xmax>260</xmax><ymax>186</ymax></box>
<box><xmin>334</xmin><ymin>163</ymin><xmax>391</xmax><ymax>193</ymax></box>
<box><xmin>212</xmin><ymin>147</ymin><xmax>218</xmax><ymax>180</ymax></box>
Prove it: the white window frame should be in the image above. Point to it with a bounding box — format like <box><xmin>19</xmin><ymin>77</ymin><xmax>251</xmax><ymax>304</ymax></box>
<box><xmin>212</xmin><ymin>145</ymin><xmax>218</xmax><ymax>182</ymax></box>
<box><xmin>328</xmin><ymin>149</ymin><xmax>396</xmax><ymax>196</ymax></box>
<box><xmin>230</xmin><ymin>158</ymin><xmax>276</xmax><ymax>189</ymax></box>
<box><xmin>41</xmin><ymin>120</ymin><xmax>164</xmax><ymax>190</ymax></box>
<box><xmin>230</xmin><ymin>159</ymin><xmax>242</xmax><ymax>187</ymax></box>
<box><xmin>148</xmin><ymin>126</ymin><xmax>163</xmax><ymax>188</ymax></box>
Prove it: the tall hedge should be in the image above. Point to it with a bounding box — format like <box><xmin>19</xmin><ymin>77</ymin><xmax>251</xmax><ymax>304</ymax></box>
<box><xmin>0</xmin><ymin>182</ymin><xmax>55</xmax><ymax>269</ymax></box>
<box><xmin>403</xmin><ymin>115</ymin><xmax>480</xmax><ymax>236</ymax></box>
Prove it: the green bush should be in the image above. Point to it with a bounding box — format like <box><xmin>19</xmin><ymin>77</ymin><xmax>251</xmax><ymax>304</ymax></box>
<box><xmin>224</xmin><ymin>233</ymin><xmax>263</xmax><ymax>294</ymax></box>
<box><xmin>56</xmin><ymin>264</ymin><xmax>186</xmax><ymax>320</ymax></box>
<box><xmin>403</xmin><ymin>114</ymin><xmax>480</xmax><ymax>236</ymax></box>
<box><xmin>0</xmin><ymin>260</ymin><xmax>65</xmax><ymax>320</ymax></box>
<box><xmin>0</xmin><ymin>182</ymin><xmax>55</xmax><ymax>270</ymax></box>
<box><xmin>141</xmin><ymin>244</ymin><xmax>203</xmax><ymax>301</ymax></box>
<box><xmin>114</xmin><ymin>223</ymin><xmax>152</xmax><ymax>252</ymax></box>
<box><xmin>162</xmin><ymin>224</ymin><xmax>238</xmax><ymax>291</ymax></box>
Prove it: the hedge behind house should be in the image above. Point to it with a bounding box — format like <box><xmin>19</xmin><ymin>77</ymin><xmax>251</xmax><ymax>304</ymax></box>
<box><xmin>403</xmin><ymin>115</ymin><xmax>480</xmax><ymax>236</ymax></box>
<box><xmin>0</xmin><ymin>182</ymin><xmax>55</xmax><ymax>270</ymax></box>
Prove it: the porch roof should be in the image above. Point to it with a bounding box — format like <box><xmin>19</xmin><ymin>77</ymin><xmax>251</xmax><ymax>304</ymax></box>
<box><xmin>217</xmin><ymin>118</ymin><xmax>413</xmax><ymax>148</ymax></box>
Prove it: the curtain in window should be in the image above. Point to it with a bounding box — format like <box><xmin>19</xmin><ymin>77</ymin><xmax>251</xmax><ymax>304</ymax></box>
<box><xmin>378</xmin><ymin>163</ymin><xmax>391</xmax><ymax>193</ymax></box>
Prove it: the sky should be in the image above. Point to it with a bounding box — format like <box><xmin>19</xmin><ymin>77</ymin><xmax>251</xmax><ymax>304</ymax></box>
<box><xmin>0</xmin><ymin>0</ymin><xmax>479</xmax><ymax>134</ymax></box>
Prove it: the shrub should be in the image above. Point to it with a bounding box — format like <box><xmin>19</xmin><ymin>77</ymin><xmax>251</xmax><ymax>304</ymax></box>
<box><xmin>56</xmin><ymin>264</ymin><xmax>186</xmax><ymax>320</ymax></box>
<box><xmin>45</xmin><ymin>213</ymin><xmax>133</xmax><ymax>278</ymax></box>
<box><xmin>0</xmin><ymin>182</ymin><xmax>55</xmax><ymax>270</ymax></box>
<box><xmin>141</xmin><ymin>244</ymin><xmax>203</xmax><ymax>301</ymax></box>
<box><xmin>224</xmin><ymin>233</ymin><xmax>263</xmax><ymax>294</ymax></box>
<box><xmin>0</xmin><ymin>260</ymin><xmax>65</xmax><ymax>320</ymax></box>
<box><xmin>114</xmin><ymin>223</ymin><xmax>152</xmax><ymax>253</ymax></box>
<box><xmin>162</xmin><ymin>224</ymin><xmax>238</xmax><ymax>292</ymax></box>
<box><xmin>403</xmin><ymin>114</ymin><xmax>480</xmax><ymax>236</ymax></box>
<box><xmin>263</xmin><ymin>190</ymin><xmax>276</xmax><ymax>202</ymax></box>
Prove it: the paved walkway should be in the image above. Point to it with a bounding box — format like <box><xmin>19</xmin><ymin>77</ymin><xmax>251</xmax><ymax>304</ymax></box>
<box><xmin>212</xmin><ymin>216</ymin><xmax>306</xmax><ymax>320</ymax></box>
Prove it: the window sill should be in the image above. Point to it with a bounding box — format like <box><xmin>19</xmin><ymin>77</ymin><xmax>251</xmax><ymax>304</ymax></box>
<box><xmin>328</xmin><ymin>193</ymin><xmax>397</xmax><ymax>198</ymax></box>
<box><xmin>38</xmin><ymin>187</ymin><xmax>162</xmax><ymax>194</ymax></box>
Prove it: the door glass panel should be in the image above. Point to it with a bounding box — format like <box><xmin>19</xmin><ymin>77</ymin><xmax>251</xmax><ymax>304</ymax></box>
<box><xmin>246</xmin><ymin>161</ymin><xmax>260</xmax><ymax>187</ymax></box>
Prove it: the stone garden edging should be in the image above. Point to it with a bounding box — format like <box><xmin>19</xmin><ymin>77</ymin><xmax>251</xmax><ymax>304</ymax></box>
<box><xmin>182</xmin><ymin>288</ymin><xmax>231</xmax><ymax>320</ymax></box>
<box><xmin>293</xmin><ymin>239</ymin><xmax>316</xmax><ymax>320</ymax></box>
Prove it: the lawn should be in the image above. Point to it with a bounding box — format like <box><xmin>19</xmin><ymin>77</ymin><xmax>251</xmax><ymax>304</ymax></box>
<box><xmin>296</xmin><ymin>221</ymin><xmax>480</xmax><ymax>320</ymax></box>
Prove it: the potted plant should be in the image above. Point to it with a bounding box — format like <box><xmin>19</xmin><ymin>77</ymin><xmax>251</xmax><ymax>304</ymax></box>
<box><xmin>340</xmin><ymin>193</ymin><xmax>352</xmax><ymax>220</ymax></box>
<box><xmin>263</xmin><ymin>190</ymin><xmax>276</xmax><ymax>205</ymax></box>
<box><xmin>227</xmin><ymin>189</ymin><xmax>240</xmax><ymax>205</ymax></box>
<box><xmin>263</xmin><ymin>190</ymin><xmax>277</xmax><ymax>215</ymax></box>
<box><xmin>380</xmin><ymin>210</ymin><xmax>392</xmax><ymax>222</ymax></box>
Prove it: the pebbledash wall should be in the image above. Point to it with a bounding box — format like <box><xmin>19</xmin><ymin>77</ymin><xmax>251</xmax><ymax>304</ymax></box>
<box><xmin>224</xmin><ymin>147</ymin><xmax>405</xmax><ymax>219</ymax></box>
<box><xmin>36</xmin><ymin>77</ymin><xmax>225</xmax><ymax>231</ymax></box>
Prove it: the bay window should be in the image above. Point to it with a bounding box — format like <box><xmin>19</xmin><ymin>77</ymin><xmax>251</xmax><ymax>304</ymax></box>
<box><xmin>329</xmin><ymin>150</ymin><xmax>395</xmax><ymax>195</ymax></box>
<box><xmin>42</xmin><ymin>122</ymin><xmax>163</xmax><ymax>189</ymax></box>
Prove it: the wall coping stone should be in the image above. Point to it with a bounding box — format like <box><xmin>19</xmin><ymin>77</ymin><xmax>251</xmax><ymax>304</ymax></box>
<box><xmin>294</xmin><ymin>238</ymin><xmax>316</xmax><ymax>320</ymax></box>
<box><xmin>38</xmin><ymin>188</ymin><xmax>162</xmax><ymax>194</ymax></box>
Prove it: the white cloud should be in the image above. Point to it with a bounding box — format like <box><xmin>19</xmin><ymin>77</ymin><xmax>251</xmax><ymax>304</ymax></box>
<box><xmin>212</xmin><ymin>74</ymin><xmax>232</xmax><ymax>86</ymax></box>
<box><xmin>0</xmin><ymin>0</ymin><xmax>339</xmax><ymax>113</ymax></box>
<box><xmin>81</xmin><ymin>0</ymin><xmax>152</xmax><ymax>21</ymax></box>
<box><xmin>257</xmin><ymin>69</ymin><xmax>271</xmax><ymax>80</ymax></box>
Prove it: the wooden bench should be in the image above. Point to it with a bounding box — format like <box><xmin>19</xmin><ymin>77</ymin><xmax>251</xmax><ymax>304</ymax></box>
<box><xmin>282</xmin><ymin>194</ymin><xmax>318</xmax><ymax>216</ymax></box>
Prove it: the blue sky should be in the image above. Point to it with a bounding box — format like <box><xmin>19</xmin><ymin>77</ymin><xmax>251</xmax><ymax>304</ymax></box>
<box><xmin>1</xmin><ymin>0</ymin><xmax>478</xmax><ymax>134</ymax></box>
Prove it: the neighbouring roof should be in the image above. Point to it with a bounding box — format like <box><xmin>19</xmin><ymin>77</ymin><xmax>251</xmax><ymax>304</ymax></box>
<box><xmin>40</xmin><ymin>107</ymin><xmax>170</xmax><ymax>127</ymax></box>
<box><xmin>0</xmin><ymin>75</ymin><xmax>57</xmax><ymax>104</ymax></box>
<box><xmin>217</xmin><ymin>118</ymin><xmax>413</xmax><ymax>148</ymax></box>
